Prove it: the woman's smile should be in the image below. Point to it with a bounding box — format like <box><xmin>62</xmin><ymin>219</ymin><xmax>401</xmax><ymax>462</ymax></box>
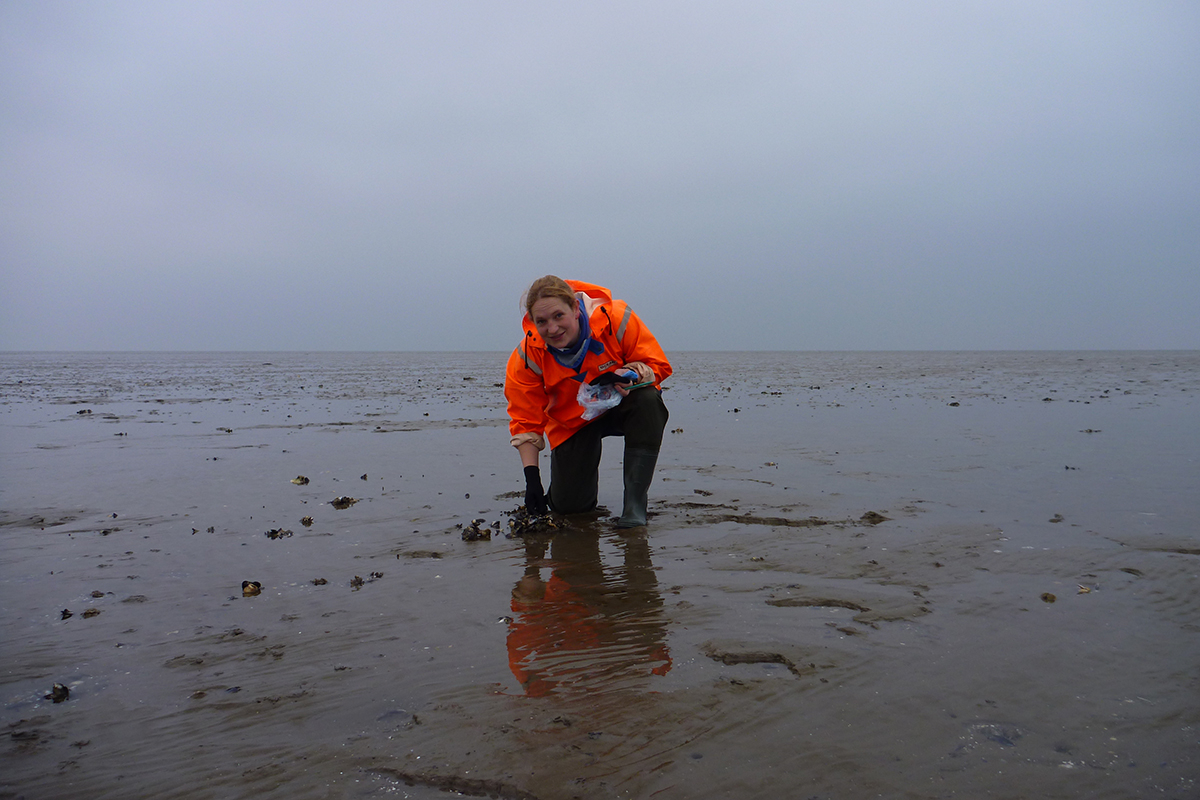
<box><xmin>531</xmin><ymin>297</ymin><xmax>581</xmax><ymax>349</ymax></box>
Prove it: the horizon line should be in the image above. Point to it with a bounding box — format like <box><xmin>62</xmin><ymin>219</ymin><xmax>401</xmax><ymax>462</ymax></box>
<box><xmin>4</xmin><ymin>348</ymin><xmax>1199</xmax><ymax>355</ymax></box>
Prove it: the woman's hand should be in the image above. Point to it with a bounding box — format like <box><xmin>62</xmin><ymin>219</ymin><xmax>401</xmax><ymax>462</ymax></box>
<box><xmin>623</xmin><ymin>362</ymin><xmax>654</xmax><ymax>384</ymax></box>
<box><xmin>616</xmin><ymin>362</ymin><xmax>655</xmax><ymax>396</ymax></box>
<box><xmin>523</xmin><ymin>465</ymin><xmax>548</xmax><ymax>514</ymax></box>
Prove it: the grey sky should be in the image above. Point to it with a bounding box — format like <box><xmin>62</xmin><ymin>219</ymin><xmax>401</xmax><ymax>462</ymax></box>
<box><xmin>2</xmin><ymin>1</ymin><xmax>1197</xmax><ymax>351</ymax></box>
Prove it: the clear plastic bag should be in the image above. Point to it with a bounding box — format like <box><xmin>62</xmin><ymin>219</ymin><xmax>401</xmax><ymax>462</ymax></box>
<box><xmin>577</xmin><ymin>381</ymin><xmax>623</xmax><ymax>421</ymax></box>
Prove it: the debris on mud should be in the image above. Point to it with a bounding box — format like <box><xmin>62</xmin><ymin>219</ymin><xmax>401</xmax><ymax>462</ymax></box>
<box><xmin>242</xmin><ymin>581</ymin><xmax>262</xmax><ymax>597</ymax></box>
<box><xmin>461</xmin><ymin>519</ymin><xmax>492</xmax><ymax>541</ymax></box>
<box><xmin>82</xmin><ymin>608</ymin><xmax>101</xmax><ymax>618</ymax></box>
<box><xmin>300</xmin><ymin>516</ymin><xmax>314</xmax><ymax>527</ymax></box>
<box><xmin>350</xmin><ymin>573</ymin><xmax>383</xmax><ymax>590</ymax></box>
<box><xmin>860</xmin><ymin>511</ymin><xmax>889</xmax><ymax>525</ymax></box>
<box><xmin>291</xmin><ymin>476</ymin><xmax>310</xmax><ymax>485</ymax></box>
<box><xmin>312</xmin><ymin>578</ymin><xmax>327</xmax><ymax>585</ymax></box>
<box><xmin>331</xmin><ymin>496</ymin><xmax>358</xmax><ymax>510</ymax></box>
<box><xmin>45</xmin><ymin>683</ymin><xmax>70</xmax><ymax>703</ymax></box>
<box><xmin>265</xmin><ymin>528</ymin><xmax>293</xmax><ymax>539</ymax></box>
<box><xmin>504</xmin><ymin>505</ymin><xmax>558</xmax><ymax>538</ymax></box>
<box><xmin>61</xmin><ymin>609</ymin><xmax>73</xmax><ymax>620</ymax></box>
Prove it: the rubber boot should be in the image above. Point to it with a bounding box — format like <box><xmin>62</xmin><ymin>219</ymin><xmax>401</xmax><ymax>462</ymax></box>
<box><xmin>615</xmin><ymin>446</ymin><xmax>659</xmax><ymax>528</ymax></box>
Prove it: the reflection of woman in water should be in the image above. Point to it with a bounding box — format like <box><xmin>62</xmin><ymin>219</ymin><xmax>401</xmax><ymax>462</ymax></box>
<box><xmin>507</xmin><ymin>532</ymin><xmax>672</xmax><ymax>697</ymax></box>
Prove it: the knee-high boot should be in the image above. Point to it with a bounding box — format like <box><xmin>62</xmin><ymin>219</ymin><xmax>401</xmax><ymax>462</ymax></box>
<box><xmin>616</xmin><ymin>446</ymin><xmax>659</xmax><ymax>528</ymax></box>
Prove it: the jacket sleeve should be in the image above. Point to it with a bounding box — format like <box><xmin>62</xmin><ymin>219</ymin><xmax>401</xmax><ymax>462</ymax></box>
<box><xmin>505</xmin><ymin>341</ymin><xmax>549</xmax><ymax>450</ymax></box>
<box><xmin>618</xmin><ymin>307</ymin><xmax>672</xmax><ymax>386</ymax></box>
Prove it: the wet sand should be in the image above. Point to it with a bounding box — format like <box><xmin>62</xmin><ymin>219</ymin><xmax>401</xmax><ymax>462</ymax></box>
<box><xmin>1</xmin><ymin>351</ymin><xmax>1197</xmax><ymax>799</ymax></box>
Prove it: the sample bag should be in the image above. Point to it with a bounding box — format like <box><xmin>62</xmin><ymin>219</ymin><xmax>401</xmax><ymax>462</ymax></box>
<box><xmin>577</xmin><ymin>381</ymin><xmax>624</xmax><ymax>421</ymax></box>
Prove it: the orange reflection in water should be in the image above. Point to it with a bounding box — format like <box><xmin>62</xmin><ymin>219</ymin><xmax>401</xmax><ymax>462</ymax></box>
<box><xmin>507</xmin><ymin>531</ymin><xmax>671</xmax><ymax>697</ymax></box>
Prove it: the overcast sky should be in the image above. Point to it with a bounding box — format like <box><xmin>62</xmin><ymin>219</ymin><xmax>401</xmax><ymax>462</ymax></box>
<box><xmin>2</xmin><ymin>1</ymin><xmax>1197</xmax><ymax>352</ymax></box>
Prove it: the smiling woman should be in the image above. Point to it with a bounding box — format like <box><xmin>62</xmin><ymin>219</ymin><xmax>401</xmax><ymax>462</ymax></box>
<box><xmin>527</xmin><ymin>278</ymin><xmax>581</xmax><ymax>349</ymax></box>
<box><xmin>505</xmin><ymin>276</ymin><xmax>671</xmax><ymax>528</ymax></box>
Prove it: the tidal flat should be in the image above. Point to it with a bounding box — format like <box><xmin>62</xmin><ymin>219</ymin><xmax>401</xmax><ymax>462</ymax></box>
<box><xmin>2</xmin><ymin>350</ymin><xmax>1197</xmax><ymax>799</ymax></box>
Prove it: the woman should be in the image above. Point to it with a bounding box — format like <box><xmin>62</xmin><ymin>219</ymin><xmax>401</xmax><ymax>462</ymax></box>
<box><xmin>505</xmin><ymin>276</ymin><xmax>671</xmax><ymax>528</ymax></box>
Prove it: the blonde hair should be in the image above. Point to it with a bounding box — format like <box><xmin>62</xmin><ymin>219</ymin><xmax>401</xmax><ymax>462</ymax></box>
<box><xmin>522</xmin><ymin>275</ymin><xmax>577</xmax><ymax>318</ymax></box>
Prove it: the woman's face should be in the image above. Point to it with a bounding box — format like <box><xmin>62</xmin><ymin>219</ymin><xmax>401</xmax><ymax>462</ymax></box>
<box><xmin>530</xmin><ymin>296</ymin><xmax>581</xmax><ymax>349</ymax></box>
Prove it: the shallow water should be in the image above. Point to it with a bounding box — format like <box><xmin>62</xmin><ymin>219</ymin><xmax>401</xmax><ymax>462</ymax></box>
<box><xmin>2</xmin><ymin>351</ymin><xmax>1198</xmax><ymax>799</ymax></box>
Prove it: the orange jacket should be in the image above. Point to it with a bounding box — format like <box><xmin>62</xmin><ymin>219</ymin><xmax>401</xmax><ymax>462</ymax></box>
<box><xmin>505</xmin><ymin>280</ymin><xmax>672</xmax><ymax>451</ymax></box>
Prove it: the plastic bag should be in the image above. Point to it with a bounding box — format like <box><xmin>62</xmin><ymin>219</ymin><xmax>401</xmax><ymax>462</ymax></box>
<box><xmin>577</xmin><ymin>380</ymin><xmax>624</xmax><ymax>421</ymax></box>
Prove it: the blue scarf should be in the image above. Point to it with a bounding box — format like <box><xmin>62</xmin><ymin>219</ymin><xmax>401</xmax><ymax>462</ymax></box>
<box><xmin>547</xmin><ymin>308</ymin><xmax>605</xmax><ymax>371</ymax></box>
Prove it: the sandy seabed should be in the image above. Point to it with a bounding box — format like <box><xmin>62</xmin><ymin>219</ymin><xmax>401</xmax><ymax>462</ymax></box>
<box><xmin>1</xmin><ymin>350</ymin><xmax>1198</xmax><ymax>800</ymax></box>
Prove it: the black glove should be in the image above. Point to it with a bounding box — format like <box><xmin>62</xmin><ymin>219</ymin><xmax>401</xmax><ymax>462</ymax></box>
<box><xmin>523</xmin><ymin>465</ymin><xmax>548</xmax><ymax>515</ymax></box>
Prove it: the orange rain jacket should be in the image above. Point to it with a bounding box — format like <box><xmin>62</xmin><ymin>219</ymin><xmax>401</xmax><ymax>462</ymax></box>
<box><xmin>505</xmin><ymin>280</ymin><xmax>672</xmax><ymax>451</ymax></box>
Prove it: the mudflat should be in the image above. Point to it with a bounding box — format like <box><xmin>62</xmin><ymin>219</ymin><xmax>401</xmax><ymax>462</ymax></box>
<box><xmin>2</xmin><ymin>351</ymin><xmax>1197</xmax><ymax>799</ymax></box>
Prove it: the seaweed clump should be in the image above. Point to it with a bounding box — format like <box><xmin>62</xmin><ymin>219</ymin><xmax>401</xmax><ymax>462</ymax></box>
<box><xmin>461</xmin><ymin>519</ymin><xmax>493</xmax><ymax>541</ymax></box>
<box><xmin>505</xmin><ymin>505</ymin><xmax>558</xmax><ymax>538</ymax></box>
